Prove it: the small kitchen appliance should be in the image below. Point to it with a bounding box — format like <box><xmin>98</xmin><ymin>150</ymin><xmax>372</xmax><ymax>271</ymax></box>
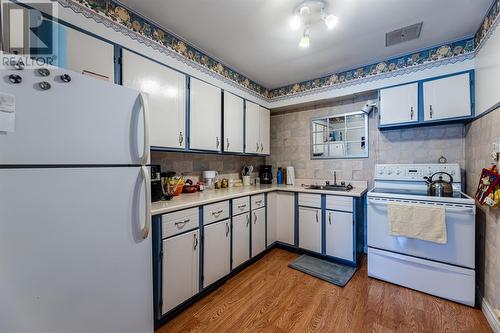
<box><xmin>367</xmin><ymin>163</ymin><xmax>476</xmax><ymax>306</ymax></box>
<box><xmin>286</xmin><ymin>166</ymin><xmax>295</xmax><ymax>185</ymax></box>
<box><xmin>151</xmin><ymin>165</ymin><xmax>163</xmax><ymax>202</ymax></box>
<box><xmin>259</xmin><ymin>165</ymin><xmax>273</xmax><ymax>184</ymax></box>
<box><xmin>203</xmin><ymin>170</ymin><xmax>218</xmax><ymax>189</ymax></box>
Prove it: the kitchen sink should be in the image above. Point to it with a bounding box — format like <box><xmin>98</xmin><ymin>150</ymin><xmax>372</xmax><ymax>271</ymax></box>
<box><xmin>302</xmin><ymin>184</ymin><xmax>353</xmax><ymax>191</ymax></box>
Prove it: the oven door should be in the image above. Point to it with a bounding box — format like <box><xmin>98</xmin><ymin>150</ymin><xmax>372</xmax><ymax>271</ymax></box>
<box><xmin>367</xmin><ymin>196</ymin><xmax>475</xmax><ymax>268</ymax></box>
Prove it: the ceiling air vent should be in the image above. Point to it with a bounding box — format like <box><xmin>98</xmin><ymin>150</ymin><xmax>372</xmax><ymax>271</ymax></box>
<box><xmin>385</xmin><ymin>22</ymin><xmax>423</xmax><ymax>47</ymax></box>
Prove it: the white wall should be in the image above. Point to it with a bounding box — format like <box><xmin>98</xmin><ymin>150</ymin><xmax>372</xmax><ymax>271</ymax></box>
<box><xmin>475</xmin><ymin>21</ymin><xmax>500</xmax><ymax>116</ymax></box>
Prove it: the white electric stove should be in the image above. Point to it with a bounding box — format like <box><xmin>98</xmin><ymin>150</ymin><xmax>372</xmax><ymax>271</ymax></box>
<box><xmin>367</xmin><ymin>163</ymin><xmax>476</xmax><ymax>306</ymax></box>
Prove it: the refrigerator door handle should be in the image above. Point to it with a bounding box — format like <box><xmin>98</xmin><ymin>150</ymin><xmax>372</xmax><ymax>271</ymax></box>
<box><xmin>139</xmin><ymin>93</ymin><xmax>150</xmax><ymax>165</ymax></box>
<box><xmin>141</xmin><ymin>166</ymin><xmax>151</xmax><ymax>239</ymax></box>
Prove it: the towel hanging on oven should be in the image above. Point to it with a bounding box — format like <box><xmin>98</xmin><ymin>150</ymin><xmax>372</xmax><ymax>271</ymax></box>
<box><xmin>387</xmin><ymin>203</ymin><xmax>447</xmax><ymax>244</ymax></box>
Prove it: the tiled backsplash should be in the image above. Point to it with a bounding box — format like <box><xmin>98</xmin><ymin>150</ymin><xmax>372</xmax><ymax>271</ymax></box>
<box><xmin>266</xmin><ymin>94</ymin><xmax>466</xmax><ymax>186</ymax></box>
<box><xmin>151</xmin><ymin>151</ymin><xmax>265</xmax><ymax>180</ymax></box>
<box><xmin>465</xmin><ymin>107</ymin><xmax>500</xmax><ymax>312</ymax></box>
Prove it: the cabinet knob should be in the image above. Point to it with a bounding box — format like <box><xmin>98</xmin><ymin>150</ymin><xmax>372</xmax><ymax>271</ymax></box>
<box><xmin>315</xmin><ymin>210</ymin><xmax>319</xmax><ymax>223</ymax></box>
<box><xmin>260</xmin><ymin>143</ymin><xmax>264</xmax><ymax>152</ymax></box>
<box><xmin>226</xmin><ymin>138</ymin><xmax>230</xmax><ymax>150</ymax></box>
<box><xmin>216</xmin><ymin>136</ymin><xmax>220</xmax><ymax>149</ymax></box>
<box><xmin>256</xmin><ymin>142</ymin><xmax>259</xmax><ymax>151</ymax></box>
<box><xmin>328</xmin><ymin>212</ymin><xmax>332</xmax><ymax>225</ymax></box>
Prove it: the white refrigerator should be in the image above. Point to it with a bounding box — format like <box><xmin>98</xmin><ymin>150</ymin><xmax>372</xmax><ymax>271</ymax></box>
<box><xmin>0</xmin><ymin>66</ymin><xmax>154</xmax><ymax>333</ymax></box>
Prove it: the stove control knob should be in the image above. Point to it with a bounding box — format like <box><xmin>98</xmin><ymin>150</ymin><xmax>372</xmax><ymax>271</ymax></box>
<box><xmin>450</xmin><ymin>170</ymin><xmax>456</xmax><ymax>175</ymax></box>
<box><xmin>386</xmin><ymin>169</ymin><xmax>392</xmax><ymax>175</ymax></box>
<box><xmin>395</xmin><ymin>169</ymin><xmax>401</xmax><ymax>175</ymax></box>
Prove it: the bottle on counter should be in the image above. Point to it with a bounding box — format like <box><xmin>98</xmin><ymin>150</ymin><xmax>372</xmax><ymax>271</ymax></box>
<box><xmin>277</xmin><ymin>167</ymin><xmax>283</xmax><ymax>184</ymax></box>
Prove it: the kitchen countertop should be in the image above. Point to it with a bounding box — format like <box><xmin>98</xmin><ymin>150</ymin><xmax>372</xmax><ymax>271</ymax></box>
<box><xmin>151</xmin><ymin>183</ymin><xmax>368</xmax><ymax>216</ymax></box>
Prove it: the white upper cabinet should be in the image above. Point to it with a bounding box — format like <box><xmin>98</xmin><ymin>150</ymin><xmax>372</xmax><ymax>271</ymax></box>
<box><xmin>298</xmin><ymin>207</ymin><xmax>322</xmax><ymax>253</ymax></box>
<box><xmin>245</xmin><ymin>102</ymin><xmax>270</xmax><ymax>155</ymax></box>
<box><xmin>122</xmin><ymin>50</ymin><xmax>186</xmax><ymax>149</ymax></box>
<box><xmin>260</xmin><ymin>107</ymin><xmax>270</xmax><ymax>154</ymax></box>
<box><xmin>63</xmin><ymin>26</ymin><xmax>115</xmax><ymax>81</ymax></box>
<box><xmin>423</xmin><ymin>73</ymin><xmax>471</xmax><ymax>121</ymax></box>
<box><xmin>245</xmin><ymin>101</ymin><xmax>261</xmax><ymax>154</ymax></box>
<box><xmin>189</xmin><ymin>78</ymin><xmax>222</xmax><ymax>151</ymax></box>
<box><xmin>379</xmin><ymin>83</ymin><xmax>418</xmax><ymax>126</ymax></box>
<box><xmin>223</xmin><ymin>92</ymin><xmax>244</xmax><ymax>153</ymax></box>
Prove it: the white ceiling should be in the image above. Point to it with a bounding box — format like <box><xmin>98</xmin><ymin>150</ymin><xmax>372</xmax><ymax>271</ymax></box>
<box><xmin>119</xmin><ymin>0</ymin><xmax>491</xmax><ymax>89</ymax></box>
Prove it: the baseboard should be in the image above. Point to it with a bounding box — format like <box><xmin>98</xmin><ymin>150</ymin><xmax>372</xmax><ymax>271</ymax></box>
<box><xmin>482</xmin><ymin>297</ymin><xmax>500</xmax><ymax>333</ymax></box>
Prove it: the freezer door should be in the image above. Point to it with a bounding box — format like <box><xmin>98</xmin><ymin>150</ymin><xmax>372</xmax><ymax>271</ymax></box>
<box><xmin>0</xmin><ymin>167</ymin><xmax>153</xmax><ymax>333</ymax></box>
<box><xmin>0</xmin><ymin>67</ymin><xmax>147</xmax><ymax>165</ymax></box>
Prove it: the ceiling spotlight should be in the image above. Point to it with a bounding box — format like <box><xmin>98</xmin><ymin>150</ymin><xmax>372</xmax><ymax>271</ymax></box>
<box><xmin>324</xmin><ymin>14</ymin><xmax>338</xmax><ymax>29</ymax></box>
<box><xmin>291</xmin><ymin>0</ymin><xmax>338</xmax><ymax>48</ymax></box>
<box><xmin>299</xmin><ymin>28</ymin><xmax>310</xmax><ymax>48</ymax></box>
<box><xmin>290</xmin><ymin>15</ymin><xmax>301</xmax><ymax>30</ymax></box>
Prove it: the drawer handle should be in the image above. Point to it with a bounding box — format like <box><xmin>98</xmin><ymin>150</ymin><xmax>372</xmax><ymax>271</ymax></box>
<box><xmin>238</xmin><ymin>204</ymin><xmax>247</xmax><ymax>210</ymax></box>
<box><xmin>255</xmin><ymin>200</ymin><xmax>262</xmax><ymax>205</ymax></box>
<box><xmin>429</xmin><ymin>105</ymin><xmax>433</xmax><ymax>119</ymax></box>
<box><xmin>410</xmin><ymin>106</ymin><xmax>414</xmax><ymax>120</ymax></box>
<box><xmin>193</xmin><ymin>233</ymin><xmax>198</xmax><ymax>250</ymax></box>
<box><xmin>212</xmin><ymin>209</ymin><xmax>223</xmax><ymax>218</ymax></box>
<box><xmin>174</xmin><ymin>219</ymin><xmax>190</xmax><ymax>227</ymax></box>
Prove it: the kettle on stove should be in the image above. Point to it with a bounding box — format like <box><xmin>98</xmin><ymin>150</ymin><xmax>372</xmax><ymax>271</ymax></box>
<box><xmin>424</xmin><ymin>172</ymin><xmax>454</xmax><ymax>197</ymax></box>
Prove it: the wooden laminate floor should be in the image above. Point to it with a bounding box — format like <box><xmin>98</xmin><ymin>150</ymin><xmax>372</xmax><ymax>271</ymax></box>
<box><xmin>156</xmin><ymin>249</ymin><xmax>492</xmax><ymax>333</ymax></box>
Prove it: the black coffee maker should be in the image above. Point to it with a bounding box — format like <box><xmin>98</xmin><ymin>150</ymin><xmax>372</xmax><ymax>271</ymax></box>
<box><xmin>151</xmin><ymin>165</ymin><xmax>163</xmax><ymax>202</ymax></box>
<box><xmin>259</xmin><ymin>165</ymin><xmax>273</xmax><ymax>184</ymax></box>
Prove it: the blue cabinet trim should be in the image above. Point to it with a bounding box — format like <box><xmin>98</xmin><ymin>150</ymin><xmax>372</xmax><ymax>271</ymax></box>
<box><xmin>378</xmin><ymin>70</ymin><xmax>475</xmax><ymax>130</ymax></box>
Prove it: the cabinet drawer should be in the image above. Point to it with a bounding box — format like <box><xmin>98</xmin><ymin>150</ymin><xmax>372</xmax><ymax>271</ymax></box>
<box><xmin>298</xmin><ymin>193</ymin><xmax>321</xmax><ymax>208</ymax></box>
<box><xmin>204</xmin><ymin>201</ymin><xmax>230</xmax><ymax>225</ymax></box>
<box><xmin>232</xmin><ymin>196</ymin><xmax>250</xmax><ymax>215</ymax></box>
<box><xmin>162</xmin><ymin>207</ymin><xmax>199</xmax><ymax>238</ymax></box>
<box><xmin>251</xmin><ymin>194</ymin><xmax>266</xmax><ymax>210</ymax></box>
<box><xmin>326</xmin><ymin>195</ymin><xmax>353</xmax><ymax>212</ymax></box>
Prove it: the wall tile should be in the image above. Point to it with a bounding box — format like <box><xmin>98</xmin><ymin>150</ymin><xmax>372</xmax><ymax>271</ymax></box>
<box><xmin>465</xmin><ymin>107</ymin><xmax>500</xmax><ymax>311</ymax></box>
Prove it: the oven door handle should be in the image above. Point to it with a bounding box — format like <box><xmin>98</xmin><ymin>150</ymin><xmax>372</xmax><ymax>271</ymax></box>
<box><xmin>368</xmin><ymin>198</ymin><xmax>475</xmax><ymax>214</ymax></box>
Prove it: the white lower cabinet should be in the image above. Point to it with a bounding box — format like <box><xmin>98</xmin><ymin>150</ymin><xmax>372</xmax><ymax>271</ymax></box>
<box><xmin>276</xmin><ymin>192</ymin><xmax>295</xmax><ymax>245</ymax></box>
<box><xmin>326</xmin><ymin>210</ymin><xmax>354</xmax><ymax>261</ymax></box>
<box><xmin>298</xmin><ymin>207</ymin><xmax>322</xmax><ymax>253</ymax></box>
<box><xmin>232</xmin><ymin>212</ymin><xmax>250</xmax><ymax>269</ymax></box>
<box><xmin>203</xmin><ymin>219</ymin><xmax>231</xmax><ymax>288</ymax></box>
<box><xmin>266</xmin><ymin>192</ymin><xmax>277</xmax><ymax>246</ymax></box>
<box><xmin>251</xmin><ymin>208</ymin><xmax>266</xmax><ymax>257</ymax></box>
<box><xmin>162</xmin><ymin>230</ymin><xmax>199</xmax><ymax>314</ymax></box>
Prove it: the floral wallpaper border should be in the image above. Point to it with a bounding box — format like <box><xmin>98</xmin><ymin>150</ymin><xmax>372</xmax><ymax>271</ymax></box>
<box><xmin>59</xmin><ymin>0</ymin><xmax>499</xmax><ymax>102</ymax></box>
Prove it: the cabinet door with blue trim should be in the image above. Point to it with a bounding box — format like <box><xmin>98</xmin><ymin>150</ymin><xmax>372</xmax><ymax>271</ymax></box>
<box><xmin>423</xmin><ymin>73</ymin><xmax>471</xmax><ymax>121</ymax></box>
<box><xmin>122</xmin><ymin>50</ymin><xmax>186</xmax><ymax>149</ymax></box>
<box><xmin>326</xmin><ymin>211</ymin><xmax>353</xmax><ymax>262</ymax></box>
<box><xmin>379</xmin><ymin>83</ymin><xmax>418</xmax><ymax>126</ymax></box>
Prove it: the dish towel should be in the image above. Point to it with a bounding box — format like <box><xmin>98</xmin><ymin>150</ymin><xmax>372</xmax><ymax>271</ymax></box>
<box><xmin>387</xmin><ymin>202</ymin><xmax>447</xmax><ymax>244</ymax></box>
